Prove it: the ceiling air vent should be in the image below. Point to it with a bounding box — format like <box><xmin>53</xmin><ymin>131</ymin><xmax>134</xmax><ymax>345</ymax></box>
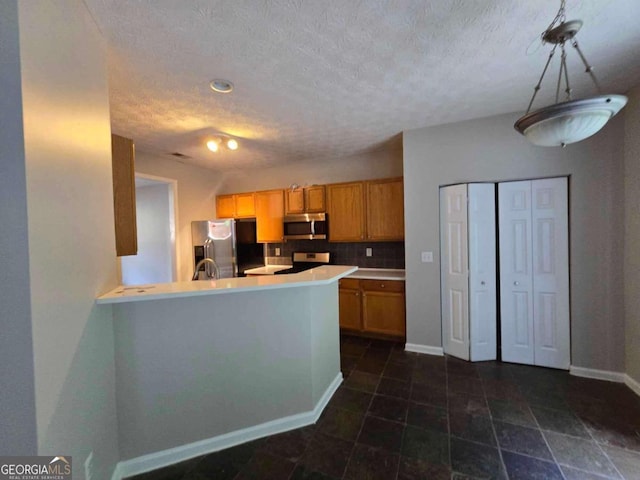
<box><xmin>170</xmin><ymin>152</ymin><xmax>191</xmax><ymax>159</ymax></box>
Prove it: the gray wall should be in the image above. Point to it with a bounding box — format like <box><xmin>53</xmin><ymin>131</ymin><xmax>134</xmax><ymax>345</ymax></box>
<box><xmin>403</xmin><ymin>110</ymin><xmax>626</xmax><ymax>372</ymax></box>
<box><xmin>16</xmin><ymin>1</ymin><xmax>120</xmax><ymax>477</ymax></box>
<box><xmin>0</xmin><ymin>0</ymin><xmax>38</xmax><ymax>454</ymax></box>
<box><xmin>624</xmin><ymin>86</ymin><xmax>640</xmax><ymax>383</ymax></box>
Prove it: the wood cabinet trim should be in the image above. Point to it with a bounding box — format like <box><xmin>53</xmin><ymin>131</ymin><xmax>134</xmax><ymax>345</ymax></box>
<box><xmin>111</xmin><ymin>134</ymin><xmax>137</xmax><ymax>257</ymax></box>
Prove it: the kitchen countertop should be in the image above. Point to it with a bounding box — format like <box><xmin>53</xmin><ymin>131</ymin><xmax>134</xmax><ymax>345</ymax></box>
<box><xmin>244</xmin><ymin>264</ymin><xmax>292</xmax><ymax>275</ymax></box>
<box><xmin>346</xmin><ymin>268</ymin><xmax>405</xmax><ymax>281</ymax></box>
<box><xmin>97</xmin><ymin>265</ymin><xmax>357</xmax><ymax>304</ymax></box>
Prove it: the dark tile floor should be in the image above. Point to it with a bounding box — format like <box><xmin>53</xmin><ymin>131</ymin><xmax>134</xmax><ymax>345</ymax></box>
<box><xmin>129</xmin><ymin>335</ymin><xmax>640</xmax><ymax>480</ymax></box>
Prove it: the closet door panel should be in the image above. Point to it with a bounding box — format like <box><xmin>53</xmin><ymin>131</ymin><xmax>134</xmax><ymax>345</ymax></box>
<box><xmin>440</xmin><ymin>185</ymin><xmax>470</xmax><ymax>360</ymax></box>
<box><xmin>532</xmin><ymin>177</ymin><xmax>570</xmax><ymax>369</ymax></box>
<box><xmin>468</xmin><ymin>184</ymin><xmax>497</xmax><ymax>361</ymax></box>
<box><xmin>499</xmin><ymin>181</ymin><xmax>535</xmax><ymax>365</ymax></box>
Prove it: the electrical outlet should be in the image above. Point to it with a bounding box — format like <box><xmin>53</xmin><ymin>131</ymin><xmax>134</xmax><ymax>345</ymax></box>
<box><xmin>84</xmin><ymin>452</ymin><xmax>94</xmax><ymax>480</ymax></box>
<box><xmin>275</xmin><ymin>247</ymin><xmax>281</xmax><ymax>256</ymax></box>
<box><xmin>366</xmin><ymin>248</ymin><xmax>372</xmax><ymax>257</ymax></box>
<box><xmin>421</xmin><ymin>251</ymin><xmax>433</xmax><ymax>263</ymax></box>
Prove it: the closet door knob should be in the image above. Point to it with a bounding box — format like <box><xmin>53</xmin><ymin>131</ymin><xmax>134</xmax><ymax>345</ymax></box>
<box><xmin>514</xmin><ymin>281</ymin><xmax>520</xmax><ymax>286</ymax></box>
<box><xmin>481</xmin><ymin>281</ymin><xmax>485</xmax><ymax>285</ymax></box>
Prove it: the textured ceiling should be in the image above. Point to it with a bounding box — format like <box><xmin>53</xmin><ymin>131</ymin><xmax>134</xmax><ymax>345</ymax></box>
<box><xmin>84</xmin><ymin>0</ymin><xmax>640</xmax><ymax>172</ymax></box>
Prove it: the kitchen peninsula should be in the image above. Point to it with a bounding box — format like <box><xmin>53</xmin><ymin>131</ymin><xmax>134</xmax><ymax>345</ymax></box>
<box><xmin>97</xmin><ymin>265</ymin><xmax>356</xmax><ymax>473</ymax></box>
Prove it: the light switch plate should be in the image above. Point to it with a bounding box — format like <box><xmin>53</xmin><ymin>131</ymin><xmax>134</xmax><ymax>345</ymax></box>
<box><xmin>421</xmin><ymin>251</ymin><xmax>433</xmax><ymax>263</ymax></box>
<box><xmin>275</xmin><ymin>247</ymin><xmax>281</xmax><ymax>256</ymax></box>
<box><xmin>366</xmin><ymin>248</ymin><xmax>372</xmax><ymax>257</ymax></box>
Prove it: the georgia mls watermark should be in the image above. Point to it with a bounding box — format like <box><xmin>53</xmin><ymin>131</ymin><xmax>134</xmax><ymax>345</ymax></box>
<box><xmin>0</xmin><ymin>457</ymin><xmax>71</xmax><ymax>480</ymax></box>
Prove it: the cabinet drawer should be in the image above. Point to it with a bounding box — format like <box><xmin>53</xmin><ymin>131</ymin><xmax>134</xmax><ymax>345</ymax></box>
<box><xmin>339</xmin><ymin>278</ymin><xmax>360</xmax><ymax>289</ymax></box>
<box><xmin>360</xmin><ymin>279</ymin><xmax>404</xmax><ymax>293</ymax></box>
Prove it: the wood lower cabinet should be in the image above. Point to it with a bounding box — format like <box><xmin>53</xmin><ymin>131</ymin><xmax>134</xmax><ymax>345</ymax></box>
<box><xmin>111</xmin><ymin>134</ymin><xmax>137</xmax><ymax>257</ymax></box>
<box><xmin>255</xmin><ymin>189</ymin><xmax>284</xmax><ymax>243</ymax></box>
<box><xmin>339</xmin><ymin>279</ymin><xmax>362</xmax><ymax>331</ymax></box>
<box><xmin>339</xmin><ymin>278</ymin><xmax>405</xmax><ymax>338</ymax></box>
<box><xmin>366</xmin><ymin>178</ymin><xmax>404</xmax><ymax>241</ymax></box>
<box><xmin>327</xmin><ymin>182</ymin><xmax>365</xmax><ymax>241</ymax></box>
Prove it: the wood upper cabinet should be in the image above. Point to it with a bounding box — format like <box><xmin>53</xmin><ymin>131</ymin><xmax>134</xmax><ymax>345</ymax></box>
<box><xmin>339</xmin><ymin>278</ymin><xmax>362</xmax><ymax>331</ymax></box>
<box><xmin>338</xmin><ymin>278</ymin><xmax>406</xmax><ymax>337</ymax></box>
<box><xmin>216</xmin><ymin>192</ymin><xmax>255</xmax><ymax>218</ymax></box>
<box><xmin>366</xmin><ymin>178</ymin><xmax>404</xmax><ymax>241</ymax></box>
<box><xmin>216</xmin><ymin>195</ymin><xmax>235</xmax><ymax>218</ymax></box>
<box><xmin>285</xmin><ymin>189</ymin><xmax>305</xmax><ymax>214</ymax></box>
<box><xmin>285</xmin><ymin>185</ymin><xmax>325</xmax><ymax>214</ymax></box>
<box><xmin>235</xmin><ymin>192</ymin><xmax>256</xmax><ymax>217</ymax></box>
<box><xmin>111</xmin><ymin>134</ymin><xmax>137</xmax><ymax>257</ymax></box>
<box><xmin>255</xmin><ymin>189</ymin><xmax>284</xmax><ymax>243</ymax></box>
<box><xmin>305</xmin><ymin>185</ymin><xmax>325</xmax><ymax>212</ymax></box>
<box><xmin>326</xmin><ymin>182</ymin><xmax>365</xmax><ymax>242</ymax></box>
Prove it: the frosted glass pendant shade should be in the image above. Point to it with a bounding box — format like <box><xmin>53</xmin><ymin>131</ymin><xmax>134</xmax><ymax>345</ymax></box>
<box><xmin>515</xmin><ymin>95</ymin><xmax>627</xmax><ymax>147</ymax></box>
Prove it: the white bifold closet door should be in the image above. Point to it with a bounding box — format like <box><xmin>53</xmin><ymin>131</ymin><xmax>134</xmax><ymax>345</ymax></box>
<box><xmin>499</xmin><ymin>177</ymin><xmax>570</xmax><ymax>370</ymax></box>
<box><xmin>440</xmin><ymin>183</ymin><xmax>497</xmax><ymax>362</ymax></box>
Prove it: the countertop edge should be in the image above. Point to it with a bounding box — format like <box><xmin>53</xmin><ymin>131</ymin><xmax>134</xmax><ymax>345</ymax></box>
<box><xmin>346</xmin><ymin>268</ymin><xmax>406</xmax><ymax>281</ymax></box>
<box><xmin>96</xmin><ymin>266</ymin><xmax>358</xmax><ymax>305</ymax></box>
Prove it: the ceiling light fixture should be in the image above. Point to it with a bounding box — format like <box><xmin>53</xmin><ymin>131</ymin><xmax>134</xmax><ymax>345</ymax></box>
<box><xmin>209</xmin><ymin>79</ymin><xmax>234</xmax><ymax>93</ymax></box>
<box><xmin>206</xmin><ymin>135</ymin><xmax>239</xmax><ymax>153</ymax></box>
<box><xmin>514</xmin><ymin>0</ymin><xmax>627</xmax><ymax>147</ymax></box>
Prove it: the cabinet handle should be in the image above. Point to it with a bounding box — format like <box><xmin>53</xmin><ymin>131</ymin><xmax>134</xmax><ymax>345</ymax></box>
<box><xmin>380</xmin><ymin>284</ymin><xmax>385</xmax><ymax>288</ymax></box>
<box><xmin>355</xmin><ymin>292</ymin><xmax>360</xmax><ymax>296</ymax></box>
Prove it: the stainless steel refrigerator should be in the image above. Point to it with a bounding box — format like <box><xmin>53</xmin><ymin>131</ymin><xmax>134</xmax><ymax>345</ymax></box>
<box><xmin>191</xmin><ymin>219</ymin><xmax>263</xmax><ymax>279</ymax></box>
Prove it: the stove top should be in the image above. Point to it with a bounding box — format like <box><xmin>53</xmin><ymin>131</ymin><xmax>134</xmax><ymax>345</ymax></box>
<box><xmin>274</xmin><ymin>252</ymin><xmax>330</xmax><ymax>275</ymax></box>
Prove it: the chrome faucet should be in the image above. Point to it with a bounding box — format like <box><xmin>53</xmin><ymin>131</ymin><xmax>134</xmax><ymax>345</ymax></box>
<box><xmin>192</xmin><ymin>258</ymin><xmax>221</xmax><ymax>281</ymax></box>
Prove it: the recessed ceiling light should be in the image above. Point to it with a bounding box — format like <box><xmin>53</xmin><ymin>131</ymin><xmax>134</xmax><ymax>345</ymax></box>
<box><xmin>209</xmin><ymin>79</ymin><xmax>233</xmax><ymax>93</ymax></box>
<box><xmin>206</xmin><ymin>140</ymin><xmax>220</xmax><ymax>152</ymax></box>
<box><xmin>226</xmin><ymin>138</ymin><xmax>238</xmax><ymax>150</ymax></box>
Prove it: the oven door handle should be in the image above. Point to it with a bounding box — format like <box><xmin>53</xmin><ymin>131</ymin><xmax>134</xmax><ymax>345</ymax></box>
<box><xmin>311</xmin><ymin>220</ymin><xmax>315</xmax><ymax>236</ymax></box>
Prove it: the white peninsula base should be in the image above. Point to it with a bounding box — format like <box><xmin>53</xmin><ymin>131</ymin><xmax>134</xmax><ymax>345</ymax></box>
<box><xmin>102</xmin><ymin>266</ymin><xmax>355</xmax><ymax>479</ymax></box>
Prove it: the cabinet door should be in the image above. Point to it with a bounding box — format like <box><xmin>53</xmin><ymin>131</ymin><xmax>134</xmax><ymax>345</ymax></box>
<box><xmin>285</xmin><ymin>189</ymin><xmax>305</xmax><ymax>214</ymax></box>
<box><xmin>362</xmin><ymin>291</ymin><xmax>406</xmax><ymax>337</ymax></box>
<box><xmin>235</xmin><ymin>193</ymin><xmax>256</xmax><ymax>217</ymax></box>
<box><xmin>111</xmin><ymin>134</ymin><xmax>137</xmax><ymax>256</ymax></box>
<box><xmin>216</xmin><ymin>195</ymin><xmax>235</xmax><ymax>218</ymax></box>
<box><xmin>327</xmin><ymin>182</ymin><xmax>365</xmax><ymax>242</ymax></box>
<box><xmin>339</xmin><ymin>288</ymin><xmax>362</xmax><ymax>330</ymax></box>
<box><xmin>255</xmin><ymin>190</ymin><xmax>284</xmax><ymax>243</ymax></box>
<box><xmin>305</xmin><ymin>186</ymin><xmax>326</xmax><ymax>212</ymax></box>
<box><xmin>366</xmin><ymin>178</ymin><xmax>404</xmax><ymax>241</ymax></box>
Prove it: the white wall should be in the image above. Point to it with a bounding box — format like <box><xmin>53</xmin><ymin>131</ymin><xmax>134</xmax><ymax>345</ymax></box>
<box><xmin>624</xmin><ymin>86</ymin><xmax>640</xmax><ymax>383</ymax></box>
<box><xmin>121</xmin><ymin>183</ymin><xmax>174</xmax><ymax>285</ymax></box>
<box><xmin>0</xmin><ymin>0</ymin><xmax>38</xmax><ymax>454</ymax></box>
<box><xmin>134</xmin><ymin>152</ymin><xmax>224</xmax><ymax>281</ymax></box>
<box><xmin>403</xmin><ymin>110</ymin><xmax>626</xmax><ymax>372</ymax></box>
<box><xmin>221</xmin><ymin>147</ymin><xmax>403</xmax><ymax>193</ymax></box>
<box><xmin>17</xmin><ymin>0</ymin><xmax>120</xmax><ymax>477</ymax></box>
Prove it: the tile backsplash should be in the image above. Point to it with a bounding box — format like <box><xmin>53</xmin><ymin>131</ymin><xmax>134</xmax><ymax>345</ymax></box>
<box><xmin>265</xmin><ymin>240</ymin><xmax>404</xmax><ymax>269</ymax></box>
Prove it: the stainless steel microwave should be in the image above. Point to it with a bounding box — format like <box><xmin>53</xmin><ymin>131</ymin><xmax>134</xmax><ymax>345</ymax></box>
<box><xmin>283</xmin><ymin>213</ymin><xmax>327</xmax><ymax>240</ymax></box>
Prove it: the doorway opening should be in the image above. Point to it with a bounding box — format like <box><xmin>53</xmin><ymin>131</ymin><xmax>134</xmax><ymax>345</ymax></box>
<box><xmin>120</xmin><ymin>174</ymin><xmax>179</xmax><ymax>285</ymax></box>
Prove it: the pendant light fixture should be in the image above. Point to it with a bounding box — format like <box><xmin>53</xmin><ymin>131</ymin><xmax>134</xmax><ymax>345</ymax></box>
<box><xmin>514</xmin><ymin>0</ymin><xmax>627</xmax><ymax>147</ymax></box>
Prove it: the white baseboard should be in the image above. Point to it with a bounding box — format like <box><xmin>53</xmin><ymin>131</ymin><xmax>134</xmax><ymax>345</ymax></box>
<box><xmin>112</xmin><ymin>372</ymin><xmax>343</xmax><ymax>480</ymax></box>
<box><xmin>405</xmin><ymin>343</ymin><xmax>444</xmax><ymax>356</ymax></box>
<box><xmin>569</xmin><ymin>366</ymin><xmax>626</xmax><ymax>383</ymax></box>
<box><xmin>625</xmin><ymin>374</ymin><xmax>640</xmax><ymax>397</ymax></box>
